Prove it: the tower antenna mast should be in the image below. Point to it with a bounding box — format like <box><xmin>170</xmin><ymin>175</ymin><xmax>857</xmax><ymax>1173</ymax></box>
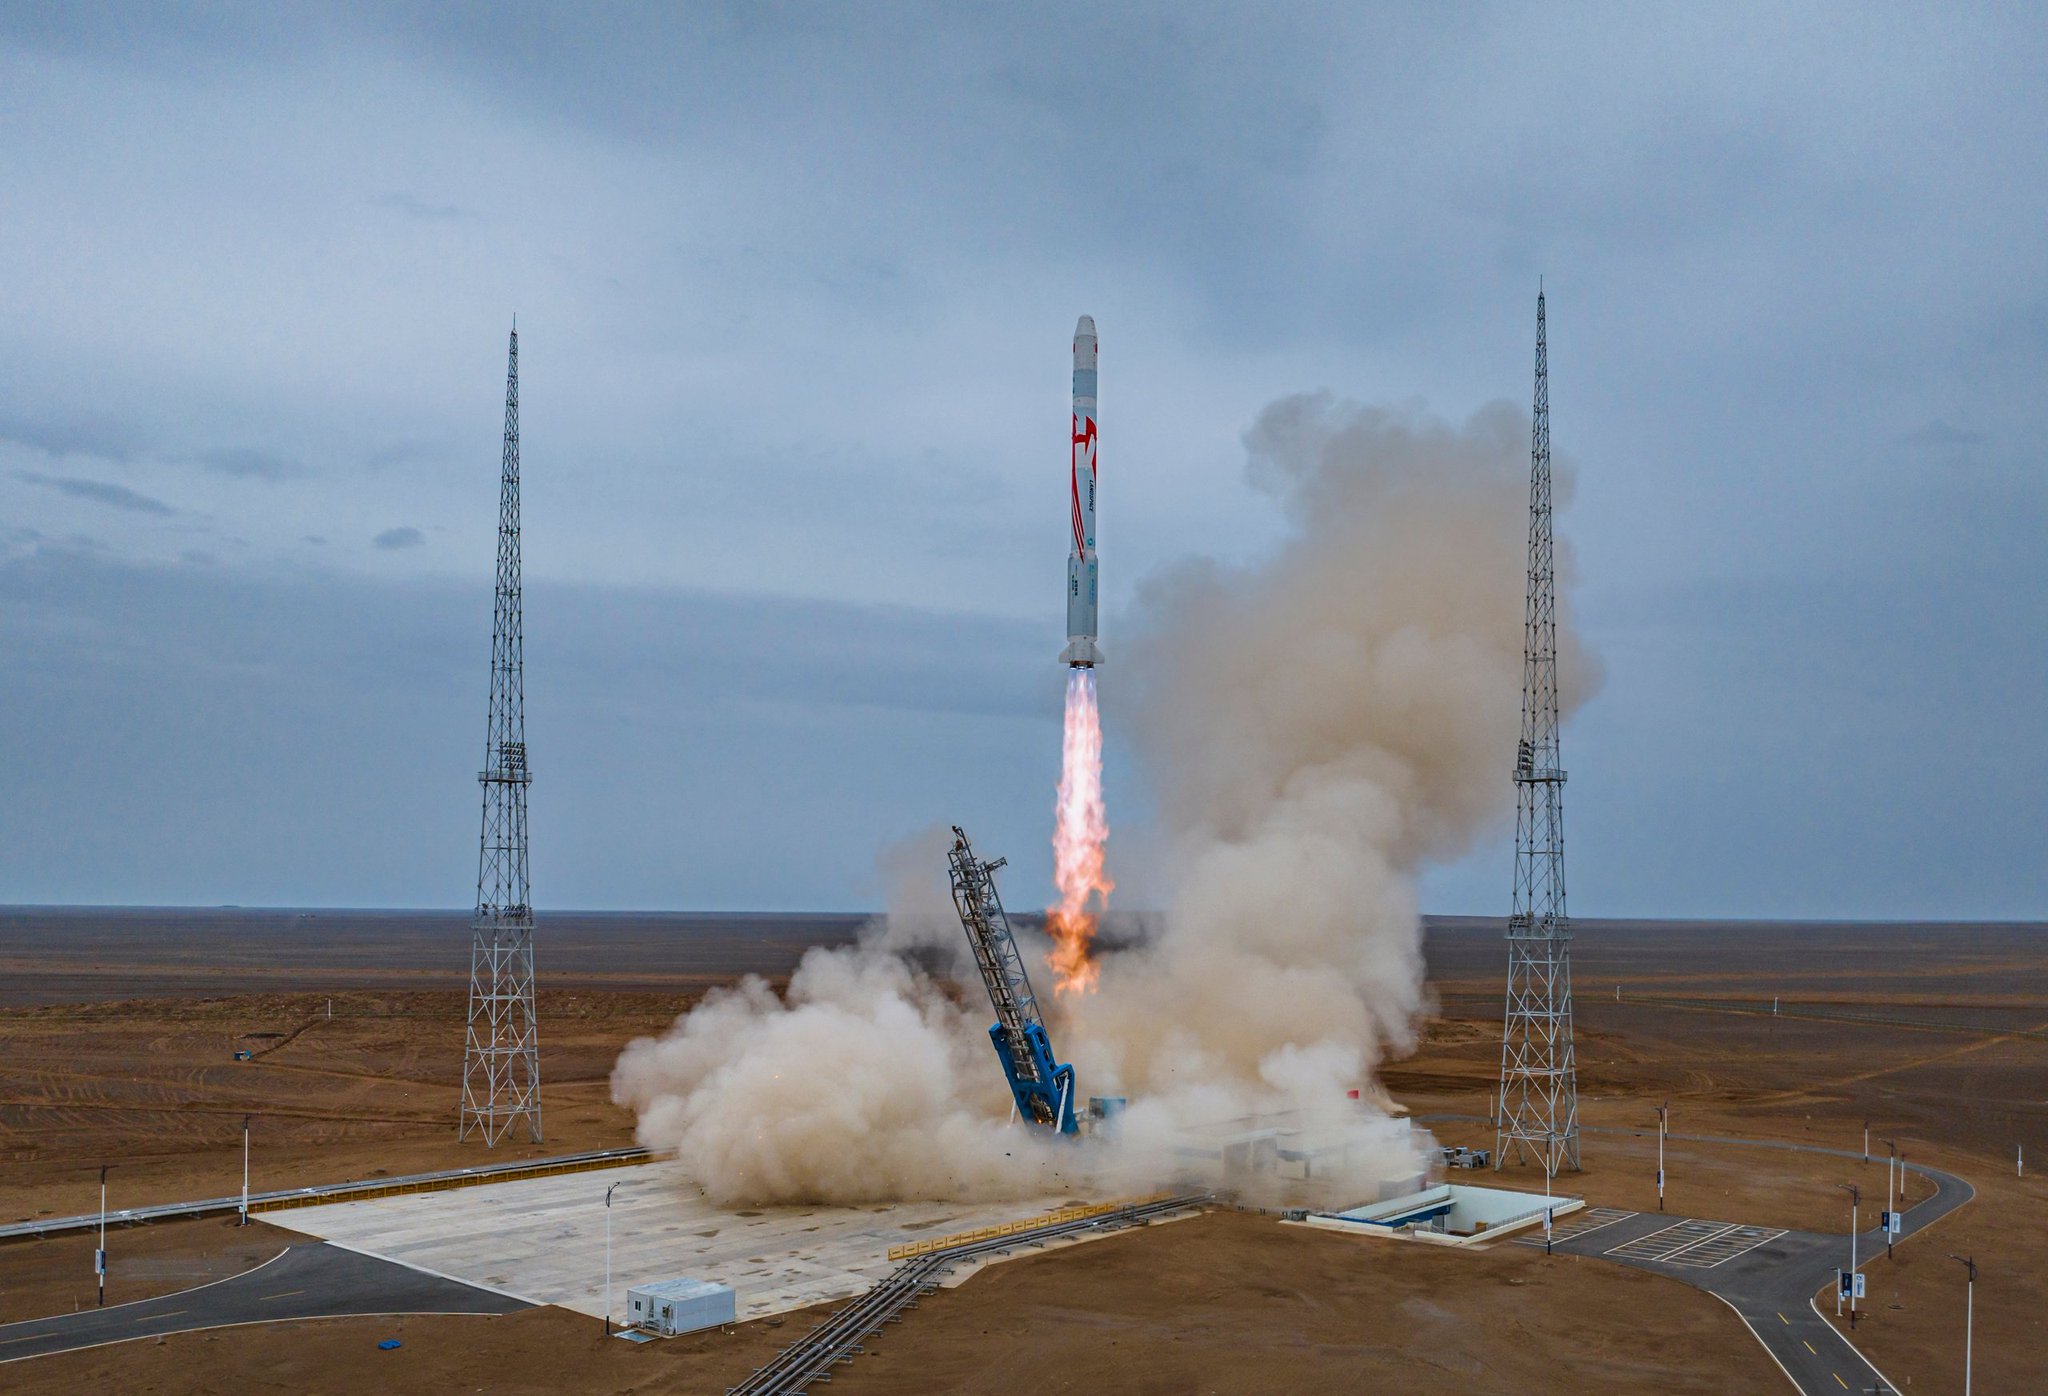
<box><xmin>1495</xmin><ymin>287</ymin><xmax>1580</xmax><ymax>1174</ymax></box>
<box><xmin>460</xmin><ymin>323</ymin><xmax>543</xmax><ymax>1146</ymax></box>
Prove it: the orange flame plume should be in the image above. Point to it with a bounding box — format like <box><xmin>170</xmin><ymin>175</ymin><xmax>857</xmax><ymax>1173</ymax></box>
<box><xmin>1047</xmin><ymin>668</ymin><xmax>1111</xmax><ymax>995</ymax></box>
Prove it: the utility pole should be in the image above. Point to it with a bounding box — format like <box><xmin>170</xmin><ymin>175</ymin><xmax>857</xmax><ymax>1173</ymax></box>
<box><xmin>240</xmin><ymin>1115</ymin><xmax>252</xmax><ymax>1227</ymax></box>
<box><xmin>460</xmin><ymin>322</ymin><xmax>543</xmax><ymax>1147</ymax></box>
<box><xmin>1947</xmin><ymin>1253</ymin><xmax>1975</xmax><ymax>1396</ymax></box>
<box><xmin>1656</xmin><ymin>1100</ymin><xmax>1669</xmax><ymax>1211</ymax></box>
<box><xmin>1496</xmin><ymin>285</ymin><xmax>1581</xmax><ymax>1176</ymax></box>
<box><xmin>1839</xmin><ymin>1182</ymin><xmax>1861</xmax><ymax>1328</ymax></box>
<box><xmin>96</xmin><ymin>1165</ymin><xmax>109</xmax><ymax>1307</ymax></box>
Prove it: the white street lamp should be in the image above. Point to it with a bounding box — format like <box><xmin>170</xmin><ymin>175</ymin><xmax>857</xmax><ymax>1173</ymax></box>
<box><xmin>605</xmin><ymin>1182</ymin><xmax>620</xmax><ymax>1335</ymax></box>
<box><xmin>1883</xmin><ymin>1138</ymin><xmax>1896</xmax><ymax>1259</ymax></box>
<box><xmin>97</xmin><ymin>1164</ymin><xmax>110</xmax><ymax>1308</ymax></box>
<box><xmin>1947</xmin><ymin>1254</ymin><xmax>1975</xmax><ymax>1396</ymax></box>
<box><xmin>1656</xmin><ymin>1101</ymin><xmax>1669</xmax><ymax>1212</ymax></box>
<box><xmin>1838</xmin><ymin>1183</ymin><xmax>1861</xmax><ymax>1329</ymax></box>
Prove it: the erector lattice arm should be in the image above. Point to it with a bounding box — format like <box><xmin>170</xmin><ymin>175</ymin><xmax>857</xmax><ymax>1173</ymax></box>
<box><xmin>947</xmin><ymin>826</ymin><xmax>1077</xmax><ymax>1133</ymax></box>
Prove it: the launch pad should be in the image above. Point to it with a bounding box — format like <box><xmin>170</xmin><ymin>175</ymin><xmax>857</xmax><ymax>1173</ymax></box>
<box><xmin>273</xmin><ymin>1157</ymin><xmax>1110</xmax><ymax>1323</ymax></box>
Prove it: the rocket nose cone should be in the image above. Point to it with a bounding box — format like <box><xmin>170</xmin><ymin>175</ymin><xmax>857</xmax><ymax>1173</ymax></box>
<box><xmin>1074</xmin><ymin>315</ymin><xmax>1096</xmax><ymax>339</ymax></box>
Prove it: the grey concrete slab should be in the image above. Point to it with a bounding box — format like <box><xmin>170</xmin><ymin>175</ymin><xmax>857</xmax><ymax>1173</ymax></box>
<box><xmin>275</xmin><ymin>1159</ymin><xmax>1105</xmax><ymax>1322</ymax></box>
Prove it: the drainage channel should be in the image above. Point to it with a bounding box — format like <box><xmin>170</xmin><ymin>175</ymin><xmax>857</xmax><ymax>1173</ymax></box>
<box><xmin>726</xmin><ymin>1192</ymin><xmax>1211</xmax><ymax>1396</ymax></box>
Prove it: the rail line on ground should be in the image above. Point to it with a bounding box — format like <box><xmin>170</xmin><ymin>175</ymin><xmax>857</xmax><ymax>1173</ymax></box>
<box><xmin>727</xmin><ymin>1192</ymin><xmax>1210</xmax><ymax>1396</ymax></box>
<box><xmin>0</xmin><ymin>1145</ymin><xmax>652</xmax><ymax>1242</ymax></box>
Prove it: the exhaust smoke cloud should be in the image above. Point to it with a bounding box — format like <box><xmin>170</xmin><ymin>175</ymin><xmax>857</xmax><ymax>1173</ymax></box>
<box><xmin>612</xmin><ymin>394</ymin><xmax>1594</xmax><ymax>1205</ymax></box>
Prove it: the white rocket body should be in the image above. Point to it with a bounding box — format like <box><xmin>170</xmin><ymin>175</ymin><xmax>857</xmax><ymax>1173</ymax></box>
<box><xmin>1061</xmin><ymin>315</ymin><xmax>1101</xmax><ymax>668</ymax></box>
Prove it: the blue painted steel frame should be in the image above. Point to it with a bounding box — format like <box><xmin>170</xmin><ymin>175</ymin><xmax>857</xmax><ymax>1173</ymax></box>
<box><xmin>989</xmin><ymin>1022</ymin><xmax>1078</xmax><ymax>1135</ymax></box>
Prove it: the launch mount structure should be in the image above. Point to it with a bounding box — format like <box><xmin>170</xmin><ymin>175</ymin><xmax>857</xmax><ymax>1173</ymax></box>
<box><xmin>947</xmin><ymin>827</ymin><xmax>1078</xmax><ymax>1134</ymax></box>
<box><xmin>1495</xmin><ymin>288</ymin><xmax>1580</xmax><ymax>1174</ymax></box>
<box><xmin>460</xmin><ymin>324</ymin><xmax>543</xmax><ymax>1147</ymax></box>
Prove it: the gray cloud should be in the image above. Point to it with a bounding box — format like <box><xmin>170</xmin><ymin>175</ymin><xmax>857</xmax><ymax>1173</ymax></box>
<box><xmin>1902</xmin><ymin>419</ymin><xmax>1988</xmax><ymax>448</ymax></box>
<box><xmin>0</xmin><ymin>413</ymin><xmax>141</xmax><ymax>461</ymax></box>
<box><xmin>373</xmin><ymin>192</ymin><xmax>472</xmax><ymax>221</ymax></box>
<box><xmin>191</xmin><ymin>445</ymin><xmax>301</xmax><ymax>480</ymax></box>
<box><xmin>16</xmin><ymin>472</ymin><xmax>175</xmax><ymax>515</ymax></box>
<box><xmin>0</xmin><ymin>543</ymin><xmax>1049</xmax><ymax>906</ymax></box>
<box><xmin>373</xmin><ymin>526</ymin><xmax>425</xmax><ymax>550</ymax></box>
<box><xmin>1</xmin><ymin>7</ymin><xmax>2046</xmax><ymax>916</ymax></box>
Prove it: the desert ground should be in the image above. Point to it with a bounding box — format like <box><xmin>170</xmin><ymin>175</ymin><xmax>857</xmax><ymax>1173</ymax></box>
<box><xmin>0</xmin><ymin>911</ymin><xmax>2041</xmax><ymax>1393</ymax></box>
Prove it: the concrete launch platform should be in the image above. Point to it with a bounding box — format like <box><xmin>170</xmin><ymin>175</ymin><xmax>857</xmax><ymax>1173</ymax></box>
<box><xmin>273</xmin><ymin>1159</ymin><xmax>1099</xmax><ymax>1322</ymax></box>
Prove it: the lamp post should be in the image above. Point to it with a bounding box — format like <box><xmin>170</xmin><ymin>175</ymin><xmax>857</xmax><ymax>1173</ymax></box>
<box><xmin>1543</xmin><ymin>1139</ymin><xmax>1555</xmax><ymax>1255</ymax></box>
<box><xmin>1862</xmin><ymin>1119</ymin><xmax>1870</xmax><ymax>1165</ymax></box>
<box><xmin>240</xmin><ymin>1116</ymin><xmax>252</xmax><ymax>1227</ymax></box>
<box><xmin>1947</xmin><ymin>1254</ymin><xmax>1975</xmax><ymax>1396</ymax></box>
<box><xmin>1656</xmin><ymin>1100</ymin><xmax>1669</xmax><ymax>1212</ymax></box>
<box><xmin>96</xmin><ymin>1164</ymin><xmax>110</xmax><ymax>1307</ymax></box>
<box><xmin>604</xmin><ymin>1182</ymin><xmax>619</xmax><ymax>1335</ymax></box>
<box><xmin>1883</xmin><ymin>1138</ymin><xmax>1896</xmax><ymax>1259</ymax></box>
<box><xmin>1838</xmin><ymin>1183</ymin><xmax>1861</xmax><ymax>1328</ymax></box>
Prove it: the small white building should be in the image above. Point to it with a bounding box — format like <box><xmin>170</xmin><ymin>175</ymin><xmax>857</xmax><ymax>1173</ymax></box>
<box><xmin>627</xmin><ymin>1276</ymin><xmax>736</xmax><ymax>1335</ymax></box>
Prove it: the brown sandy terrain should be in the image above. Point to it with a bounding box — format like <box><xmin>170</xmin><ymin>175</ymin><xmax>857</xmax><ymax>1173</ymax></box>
<box><xmin>4</xmin><ymin>1210</ymin><xmax>1782</xmax><ymax>1396</ymax></box>
<box><xmin>0</xmin><ymin>912</ymin><xmax>2041</xmax><ymax>1393</ymax></box>
<box><xmin>0</xmin><ymin>990</ymin><xmax>660</xmax><ymax>1221</ymax></box>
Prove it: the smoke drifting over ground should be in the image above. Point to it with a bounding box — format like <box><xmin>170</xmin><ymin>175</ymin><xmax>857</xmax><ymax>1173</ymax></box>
<box><xmin>612</xmin><ymin>395</ymin><xmax>1594</xmax><ymax>1204</ymax></box>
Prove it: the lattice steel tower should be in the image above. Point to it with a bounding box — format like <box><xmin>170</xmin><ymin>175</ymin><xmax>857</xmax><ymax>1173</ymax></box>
<box><xmin>460</xmin><ymin>323</ymin><xmax>542</xmax><ymax>1147</ymax></box>
<box><xmin>1496</xmin><ymin>288</ymin><xmax>1579</xmax><ymax>1174</ymax></box>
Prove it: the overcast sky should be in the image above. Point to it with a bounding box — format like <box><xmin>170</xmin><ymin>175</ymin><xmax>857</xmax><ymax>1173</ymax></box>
<box><xmin>2</xmin><ymin>3</ymin><xmax>2045</xmax><ymax>918</ymax></box>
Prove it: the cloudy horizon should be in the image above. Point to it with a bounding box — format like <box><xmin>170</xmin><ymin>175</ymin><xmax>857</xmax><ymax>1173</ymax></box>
<box><xmin>4</xmin><ymin>4</ymin><xmax>2046</xmax><ymax>919</ymax></box>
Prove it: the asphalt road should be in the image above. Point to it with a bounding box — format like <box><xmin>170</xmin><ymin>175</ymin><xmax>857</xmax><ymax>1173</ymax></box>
<box><xmin>1513</xmin><ymin>1132</ymin><xmax>1974</xmax><ymax>1395</ymax></box>
<box><xmin>0</xmin><ymin>1241</ymin><xmax>529</xmax><ymax>1363</ymax></box>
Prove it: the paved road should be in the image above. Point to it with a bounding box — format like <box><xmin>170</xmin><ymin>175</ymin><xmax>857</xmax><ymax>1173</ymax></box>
<box><xmin>0</xmin><ymin>1241</ymin><xmax>529</xmax><ymax>1363</ymax></box>
<box><xmin>1506</xmin><ymin>1132</ymin><xmax>1974</xmax><ymax>1395</ymax></box>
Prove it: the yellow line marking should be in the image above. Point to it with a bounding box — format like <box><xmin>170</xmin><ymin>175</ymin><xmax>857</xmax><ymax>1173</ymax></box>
<box><xmin>886</xmin><ymin>1194</ymin><xmax>1173</xmax><ymax>1261</ymax></box>
<box><xmin>1803</xmin><ymin>1340</ymin><xmax>1816</xmax><ymax>1354</ymax></box>
<box><xmin>0</xmin><ymin>1335</ymin><xmax>41</xmax><ymax>1345</ymax></box>
<box><xmin>137</xmin><ymin>1309</ymin><xmax>185</xmax><ymax>1323</ymax></box>
<box><xmin>1777</xmin><ymin>1312</ymin><xmax>1789</xmax><ymax>1324</ymax></box>
<box><xmin>258</xmin><ymin>1289</ymin><xmax>304</xmax><ymax>1301</ymax></box>
<box><xmin>1833</xmin><ymin>1374</ymin><xmax>1848</xmax><ymax>1389</ymax></box>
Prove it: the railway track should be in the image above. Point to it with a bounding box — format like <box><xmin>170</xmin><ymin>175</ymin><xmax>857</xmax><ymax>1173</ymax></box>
<box><xmin>726</xmin><ymin>1192</ymin><xmax>1210</xmax><ymax>1396</ymax></box>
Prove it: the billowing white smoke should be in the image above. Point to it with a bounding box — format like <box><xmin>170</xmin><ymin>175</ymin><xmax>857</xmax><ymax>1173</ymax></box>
<box><xmin>611</xmin><ymin>394</ymin><xmax>1594</xmax><ymax>1204</ymax></box>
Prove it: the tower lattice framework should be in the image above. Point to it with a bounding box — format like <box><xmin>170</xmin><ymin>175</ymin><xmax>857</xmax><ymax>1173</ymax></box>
<box><xmin>460</xmin><ymin>324</ymin><xmax>542</xmax><ymax>1147</ymax></box>
<box><xmin>1496</xmin><ymin>288</ymin><xmax>1579</xmax><ymax>1174</ymax></box>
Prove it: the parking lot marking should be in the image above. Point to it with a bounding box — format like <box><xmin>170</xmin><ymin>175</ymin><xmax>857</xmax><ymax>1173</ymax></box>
<box><xmin>1510</xmin><ymin>1207</ymin><xmax>1637</xmax><ymax>1248</ymax></box>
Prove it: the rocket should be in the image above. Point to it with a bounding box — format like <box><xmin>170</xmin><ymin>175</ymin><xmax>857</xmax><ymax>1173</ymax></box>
<box><xmin>1060</xmin><ymin>315</ymin><xmax>1101</xmax><ymax>668</ymax></box>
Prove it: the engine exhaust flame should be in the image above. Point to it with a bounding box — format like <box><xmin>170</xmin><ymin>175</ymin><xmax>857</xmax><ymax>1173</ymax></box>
<box><xmin>1048</xmin><ymin>667</ymin><xmax>1111</xmax><ymax>994</ymax></box>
